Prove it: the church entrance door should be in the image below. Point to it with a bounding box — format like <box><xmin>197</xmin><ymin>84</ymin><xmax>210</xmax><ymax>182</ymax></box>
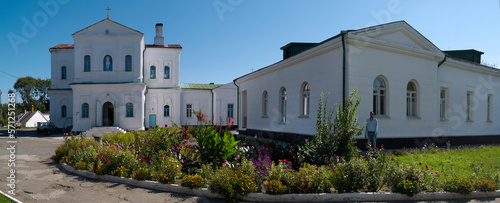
<box><xmin>103</xmin><ymin>102</ymin><xmax>114</xmax><ymax>126</ymax></box>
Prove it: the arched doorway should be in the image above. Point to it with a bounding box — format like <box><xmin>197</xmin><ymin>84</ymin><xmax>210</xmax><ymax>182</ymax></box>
<box><xmin>103</xmin><ymin>102</ymin><xmax>114</xmax><ymax>126</ymax></box>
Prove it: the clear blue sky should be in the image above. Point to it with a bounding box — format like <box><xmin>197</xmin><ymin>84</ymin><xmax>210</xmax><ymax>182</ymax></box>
<box><xmin>1</xmin><ymin>0</ymin><xmax>500</xmax><ymax>108</ymax></box>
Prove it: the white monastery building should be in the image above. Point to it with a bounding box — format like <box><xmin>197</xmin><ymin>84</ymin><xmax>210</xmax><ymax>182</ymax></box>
<box><xmin>48</xmin><ymin>19</ymin><xmax>237</xmax><ymax>132</ymax></box>
<box><xmin>234</xmin><ymin>21</ymin><xmax>500</xmax><ymax>142</ymax></box>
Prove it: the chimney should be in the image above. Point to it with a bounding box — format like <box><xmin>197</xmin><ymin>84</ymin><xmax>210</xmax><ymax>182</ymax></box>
<box><xmin>154</xmin><ymin>23</ymin><xmax>164</xmax><ymax>46</ymax></box>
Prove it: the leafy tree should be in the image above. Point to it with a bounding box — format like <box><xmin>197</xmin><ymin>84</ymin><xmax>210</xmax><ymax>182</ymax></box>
<box><xmin>298</xmin><ymin>88</ymin><xmax>364</xmax><ymax>164</ymax></box>
<box><xmin>13</xmin><ymin>77</ymin><xmax>50</xmax><ymax>112</ymax></box>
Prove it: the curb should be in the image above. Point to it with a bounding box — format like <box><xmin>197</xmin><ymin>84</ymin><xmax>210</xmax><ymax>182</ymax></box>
<box><xmin>60</xmin><ymin>163</ymin><xmax>500</xmax><ymax>202</ymax></box>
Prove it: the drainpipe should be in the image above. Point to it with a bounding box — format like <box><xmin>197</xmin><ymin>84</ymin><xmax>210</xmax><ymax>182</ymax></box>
<box><xmin>233</xmin><ymin>79</ymin><xmax>240</xmax><ymax>128</ymax></box>
<box><xmin>142</xmin><ymin>45</ymin><xmax>148</xmax><ymax>129</ymax></box>
<box><xmin>142</xmin><ymin>46</ymin><xmax>147</xmax><ymax>83</ymax></box>
<box><xmin>210</xmin><ymin>89</ymin><xmax>215</xmax><ymax>124</ymax></box>
<box><xmin>341</xmin><ymin>30</ymin><xmax>347</xmax><ymax>107</ymax></box>
<box><xmin>438</xmin><ymin>55</ymin><xmax>447</xmax><ymax>67</ymax></box>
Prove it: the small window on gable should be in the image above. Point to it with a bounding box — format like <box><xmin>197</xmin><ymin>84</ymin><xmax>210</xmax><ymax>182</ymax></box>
<box><xmin>150</xmin><ymin>66</ymin><xmax>156</xmax><ymax>79</ymax></box>
<box><xmin>164</xmin><ymin>66</ymin><xmax>170</xmax><ymax>79</ymax></box>
<box><xmin>125</xmin><ymin>55</ymin><xmax>132</xmax><ymax>72</ymax></box>
<box><xmin>103</xmin><ymin>55</ymin><xmax>113</xmax><ymax>71</ymax></box>
<box><xmin>84</xmin><ymin>55</ymin><xmax>91</xmax><ymax>72</ymax></box>
<box><xmin>61</xmin><ymin>66</ymin><xmax>67</xmax><ymax>79</ymax></box>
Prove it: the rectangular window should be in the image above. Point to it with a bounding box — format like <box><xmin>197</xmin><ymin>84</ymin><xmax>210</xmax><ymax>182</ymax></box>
<box><xmin>227</xmin><ymin>104</ymin><xmax>234</xmax><ymax>118</ymax></box>
<box><xmin>466</xmin><ymin>91</ymin><xmax>473</xmax><ymax>122</ymax></box>
<box><xmin>186</xmin><ymin>104</ymin><xmax>192</xmax><ymax>118</ymax></box>
<box><xmin>487</xmin><ymin>94</ymin><xmax>493</xmax><ymax>122</ymax></box>
<box><xmin>125</xmin><ymin>55</ymin><xmax>132</xmax><ymax>72</ymax></box>
<box><xmin>150</xmin><ymin>66</ymin><xmax>156</xmax><ymax>79</ymax></box>
<box><xmin>84</xmin><ymin>55</ymin><xmax>91</xmax><ymax>72</ymax></box>
<box><xmin>164</xmin><ymin>66</ymin><xmax>170</xmax><ymax>79</ymax></box>
<box><xmin>440</xmin><ymin>89</ymin><xmax>447</xmax><ymax>120</ymax></box>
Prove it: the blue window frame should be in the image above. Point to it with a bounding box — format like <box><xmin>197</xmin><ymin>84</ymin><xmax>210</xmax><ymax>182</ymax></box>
<box><xmin>164</xmin><ymin>66</ymin><xmax>170</xmax><ymax>79</ymax></box>
<box><xmin>103</xmin><ymin>55</ymin><xmax>113</xmax><ymax>71</ymax></box>
<box><xmin>164</xmin><ymin>105</ymin><xmax>170</xmax><ymax>117</ymax></box>
<box><xmin>150</xmin><ymin>66</ymin><xmax>156</xmax><ymax>79</ymax></box>
<box><xmin>84</xmin><ymin>55</ymin><xmax>91</xmax><ymax>72</ymax></box>
<box><xmin>61</xmin><ymin>66</ymin><xmax>67</xmax><ymax>79</ymax></box>
<box><xmin>125</xmin><ymin>55</ymin><xmax>132</xmax><ymax>72</ymax></box>
<box><xmin>126</xmin><ymin>103</ymin><xmax>134</xmax><ymax>117</ymax></box>
<box><xmin>81</xmin><ymin>103</ymin><xmax>89</xmax><ymax>118</ymax></box>
<box><xmin>61</xmin><ymin>105</ymin><xmax>67</xmax><ymax>118</ymax></box>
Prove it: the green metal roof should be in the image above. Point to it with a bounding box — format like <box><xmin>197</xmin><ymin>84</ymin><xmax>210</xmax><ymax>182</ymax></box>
<box><xmin>180</xmin><ymin>83</ymin><xmax>222</xmax><ymax>90</ymax></box>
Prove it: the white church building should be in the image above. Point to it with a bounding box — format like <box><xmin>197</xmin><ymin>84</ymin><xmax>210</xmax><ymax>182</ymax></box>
<box><xmin>234</xmin><ymin>21</ymin><xmax>500</xmax><ymax>144</ymax></box>
<box><xmin>48</xmin><ymin>19</ymin><xmax>237</xmax><ymax>131</ymax></box>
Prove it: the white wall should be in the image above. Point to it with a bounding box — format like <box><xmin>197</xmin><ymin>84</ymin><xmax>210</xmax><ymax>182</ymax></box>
<box><xmin>25</xmin><ymin>111</ymin><xmax>48</xmax><ymax>127</ymax></box>
<box><xmin>144</xmin><ymin>47</ymin><xmax>181</xmax><ymax>88</ymax></box>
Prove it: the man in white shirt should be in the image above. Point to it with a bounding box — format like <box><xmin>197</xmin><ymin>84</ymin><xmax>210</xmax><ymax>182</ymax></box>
<box><xmin>365</xmin><ymin>111</ymin><xmax>378</xmax><ymax>148</ymax></box>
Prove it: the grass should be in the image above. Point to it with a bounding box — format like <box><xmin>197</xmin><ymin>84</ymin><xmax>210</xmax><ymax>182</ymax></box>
<box><xmin>391</xmin><ymin>145</ymin><xmax>500</xmax><ymax>181</ymax></box>
<box><xmin>0</xmin><ymin>193</ymin><xmax>14</xmax><ymax>203</ymax></box>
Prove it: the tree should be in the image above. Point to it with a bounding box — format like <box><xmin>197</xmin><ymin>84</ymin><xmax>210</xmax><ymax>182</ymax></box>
<box><xmin>13</xmin><ymin>77</ymin><xmax>50</xmax><ymax>112</ymax></box>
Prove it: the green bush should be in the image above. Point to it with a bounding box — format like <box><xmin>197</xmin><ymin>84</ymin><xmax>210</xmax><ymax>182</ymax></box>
<box><xmin>395</xmin><ymin>179</ymin><xmax>422</xmax><ymax>197</ymax></box>
<box><xmin>388</xmin><ymin>163</ymin><xmax>424</xmax><ymax>196</ymax></box>
<box><xmin>102</xmin><ymin>132</ymin><xmax>135</xmax><ymax>146</ymax></box>
<box><xmin>266</xmin><ymin>180</ymin><xmax>288</xmax><ymax>195</ymax></box>
<box><xmin>132</xmin><ymin>168</ymin><xmax>151</xmax><ymax>181</ymax></box>
<box><xmin>196</xmin><ymin>125</ymin><xmax>239</xmax><ymax>166</ymax></box>
<box><xmin>181</xmin><ymin>175</ymin><xmax>205</xmax><ymax>189</ymax></box>
<box><xmin>298</xmin><ymin>89</ymin><xmax>363</xmax><ymax>164</ymax></box>
<box><xmin>74</xmin><ymin>161</ymin><xmax>86</xmax><ymax>170</ymax></box>
<box><xmin>287</xmin><ymin>163</ymin><xmax>331</xmax><ymax>193</ymax></box>
<box><xmin>444</xmin><ymin>176</ymin><xmax>474</xmax><ymax>195</ymax></box>
<box><xmin>209</xmin><ymin>167</ymin><xmax>255</xmax><ymax>202</ymax></box>
<box><xmin>331</xmin><ymin>158</ymin><xmax>367</xmax><ymax>193</ymax></box>
<box><xmin>365</xmin><ymin>147</ymin><xmax>390</xmax><ymax>192</ymax></box>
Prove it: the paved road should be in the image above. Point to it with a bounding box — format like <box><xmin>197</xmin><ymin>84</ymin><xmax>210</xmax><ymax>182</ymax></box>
<box><xmin>0</xmin><ymin>129</ymin><xmax>220</xmax><ymax>203</ymax></box>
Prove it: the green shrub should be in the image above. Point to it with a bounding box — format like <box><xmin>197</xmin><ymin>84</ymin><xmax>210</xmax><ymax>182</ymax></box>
<box><xmin>387</xmin><ymin>163</ymin><xmax>424</xmax><ymax>196</ymax></box>
<box><xmin>298</xmin><ymin>89</ymin><xmax>363</xmax><ymax>164</ymax></box>
<box><xmin>199</xmin><ymin>164</ymin><xmax>217</xmax><ymax>188</ymax></box>
<box><xmin>474</xmin><ymin>180</ymin><xmax>497</xmax><ymax>192</ymax></box>
<box><xmin>151</xmin><ymin>153</ymin><xmax>182</xmax><ymax>179</ymax></box>
<box><xmin>132</xmin><ymin>168</ymin><xmax>151</xmax><ymax>181</ymax></box>
<box><xmin>181</xmin><ymin>175</ymin><xmax>205</xmax><ymax>189</ymax></box>
<box><xmin>266</xmin><ymin>180</ymin><xmax>288</xmax><ymax>195</ymax></box>
<box><xmin>331</xmin><ymin>158</ymin><xmax>367</xmax><ymax>193</ymax></box>
<box><xmin>196</xmin><ymin>125</ymin><xmax>239</xmax><ymax>166</ymax></box>
<box><xmin>287</xmin><ymin>163</ymin><xmax>331</xmax><ymax>193</ymax></box>
<box><xmin>102</xmin><ymin>132</ymin><xmax>135</xmax><ymax>146</ymax></box>
<box><xmin>112</xmin><ymin>166</ymin><xmax>129</xmax><ymax>177</ymax></box>
<box><xmin>395</xmin><ymin>179</ymin><xmax>422</xmax><ymax>197</ymax></box>
<box><xmin>95</xmin><ymin>162</ymin><xmax>107</xmax><ymax>175</ymax></box>
<box><xmin>365</xmin><ymin>146</ymin><xmax>390</xmax><ymax>192</ymax></box>
<box><xmin>74</xmin><ymin>161</ymin><xmax>86</xmax><ymax>170</ymax></box>
<box><xmin>444</xmin><ymin>176</ymin><xmax>474</xmax><ymax>195</ymax></box>
<box><xmin>209</xmin><ymin>167</ymin><xmax>255</xmax><ymax>202</ymax></box>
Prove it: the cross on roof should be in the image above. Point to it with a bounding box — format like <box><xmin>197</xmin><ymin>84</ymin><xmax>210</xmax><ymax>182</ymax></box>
<box><xmin>106</xmin><ymin>7</ymin><xmax>111</xmax><ymax>19</ymax></box>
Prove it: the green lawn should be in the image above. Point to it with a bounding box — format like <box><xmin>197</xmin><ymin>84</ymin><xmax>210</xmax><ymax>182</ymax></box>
<box><xmin>391</xmin><ymin>145</ymin><xmax>500</xmax><ymax>181</ymax></box>
<box><xmin>0</xmin><ymin>193</ymin><xmax>13</xmax><ymax>203</ymax></box>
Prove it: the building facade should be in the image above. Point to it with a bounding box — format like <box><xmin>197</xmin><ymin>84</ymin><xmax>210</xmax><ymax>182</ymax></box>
<box><xmin>234</xmin><ymin>21</ymin><xmax>500</xmax><ymax>140</ymax></box>
<box><xmin>49</xmin><ymin>19</ymin><xmax>237</xmax><ymax>131</ymax></box>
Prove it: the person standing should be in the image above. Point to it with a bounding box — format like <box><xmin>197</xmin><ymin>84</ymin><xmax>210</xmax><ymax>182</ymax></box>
<box><xmin>365</xmin><ymin>111</ymin><xmax>378</xmax><ymax>148</ymax></box>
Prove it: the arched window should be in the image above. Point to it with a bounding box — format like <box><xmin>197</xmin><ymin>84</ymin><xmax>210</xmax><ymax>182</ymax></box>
<box><xmin>126</xmin><ymin>103</ymin><xmax>134</xmax><ymax>117</ymax></box>
<box><xmin>373</xmin><ymin>77</ymin><xmax>386</xmax><ymax>115</ymax></box>
<box><xmin>164</xmin><ymin>66</ymin><xmax>170</xmax><ymax>79</ymax></box>
<box><xmin>262</xmin><ymin>91</ymin><xmax>268</xmax><ymax>117</ymax></box>
<box><xmin>81</xmin><ymin>103</ymin><xmax>89</xmax><ymax>118</ymax></box>
<box><xmin>84</xmin><ymin>55</ymin><xmax>91</xmax><ymax>72</ymax></box>
<box><xmin>61</xmin><ymin>105</ymin><xmax>67</xmax><ymax>118</ymax></box>
<box><xmin>280</xmin><ymin>87</ymin><xmax>287</xmax><ymax>123</ymax></box>
<box><xmin>150</xmin><ymin>66</ymin><xmax>156</xmax><ymax>79</ymax></box>
<box><xmin>300</xmin><ymin>82</ymin><xmax>310</xmax><ymax>116</ymax></box>
<box><xmin>61</xmin><ymin>66</ymin><xmax>67</xmax><ymax>79</ymax></box>
<box><xmin>164</xmin><ymin>105</ymin><xmax>170</xmax><ymax>117</ymax></box>
<box><xmin>125</xmin><ymin>55</ymin><xmax>132</xmax><ymax>72</ymax></box>
<box><xmin>103</xmin><ymin>55</ymin><xmax>112</xmax><ymax>71</ymax></box>
<box><xmin>406</xmin><ymin>81</ymin><xmax>418</xmax><ymax>117</ymax></box>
